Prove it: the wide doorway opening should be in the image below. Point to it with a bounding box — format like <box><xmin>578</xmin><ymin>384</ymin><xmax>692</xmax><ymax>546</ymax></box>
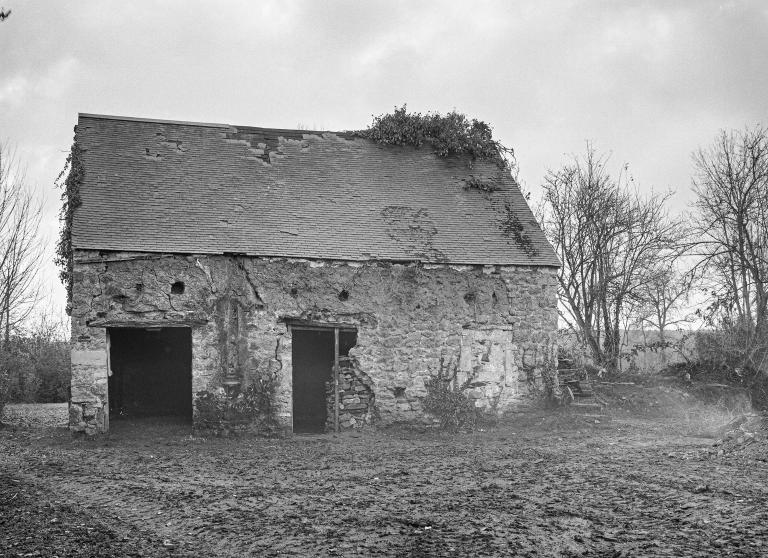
<box><xmin>291</xmin><ymin>327</ymin><xmax>356</xmax><ymax>433</ymax></box>
<box><xmin>108</xmin><ymin>327</ymin><xmax>192</xmax><ymax>422</ymax></box>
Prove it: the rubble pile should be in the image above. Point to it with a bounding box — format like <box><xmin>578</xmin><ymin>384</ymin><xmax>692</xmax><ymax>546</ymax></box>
<box><xmin>326</xmin><ymin>358</ymin><xmax>375</xmax><ymax>430</ymax></box>
<box><xmin>711</xmin><ymin>414</ymin><xmax>767</xmax><ymax>457</ymax></box>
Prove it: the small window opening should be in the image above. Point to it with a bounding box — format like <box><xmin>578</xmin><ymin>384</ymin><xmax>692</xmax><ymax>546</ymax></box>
<box><xmin>171</xmin><ymin>281</ymin><xmax>185</xmax><ymax>294</ymax></box>
<box><xmin>393</xmin><ymin>386</ymin><xmax>406</xmax><ymax>398</ymax></box>
<box><xmin>464</xmin><ymin>292</ymin><xmax>476</xmax><ymax>304</ymax></box>
<box><xmin>338</xmin><ymin>289</ymin><xmax>349</xmax><ymax>301</ymax></box>
<box><xmin>290</xmin><ymin>287</ymin><xmax>298</xmax><ymax>297</ymax></box>
<box><xmin>136</xmin><ymin>283</ymin><xmax>144</xmax><ymax>292</ymax></box>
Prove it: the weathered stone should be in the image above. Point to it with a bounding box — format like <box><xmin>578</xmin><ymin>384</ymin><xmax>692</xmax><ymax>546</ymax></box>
<box><xmin>71</xmin><ymin>349</ymin><xmax>106</xmax><ymax>368</ymax></box>
<box><xmin>68</xmin><ymin>404</ymin><xmax>82</xmax><ymax>425</ymax></box>
<box><xmin>70</xmin><ymin>250</ymin><xmax>557</xmax><ymax>434</ymax></box>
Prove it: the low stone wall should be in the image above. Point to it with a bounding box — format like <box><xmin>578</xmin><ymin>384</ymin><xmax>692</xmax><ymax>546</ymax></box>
<box><xmin>325</xmin><ymin>357</ymin><xmax>375</xmax><ymax>431</ymax></box>
<box><xmin>70</xmin><ymin>250</ymin><xmax>558</xmax><ymax>434</ymax></box>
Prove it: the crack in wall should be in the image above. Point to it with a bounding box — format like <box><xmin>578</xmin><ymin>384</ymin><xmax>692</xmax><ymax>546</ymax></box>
<box><xmin>235</xmin><ymin>258</ymin><xmax>264</xmax><ymax>309</ymax></box>
<box><xmin>195</xmin><ymin>259</ymin><xmax>216</xmax><ymax>293</ymax></box>
<box><xmin>71</xmin><ymin>250</ymin><xmax>558</xmax><ymax>434</ymax></box>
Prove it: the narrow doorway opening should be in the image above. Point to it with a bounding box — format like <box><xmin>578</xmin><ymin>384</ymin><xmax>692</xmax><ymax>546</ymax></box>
<box><xmin>291</xmin><ymin>327</ymin><xmax>356</xmax><ymax>433</ymax></box>
<box><xmin>108</xmin><ymin>327</ymin><xmax>192</xmax><ymax>422</ymax></box>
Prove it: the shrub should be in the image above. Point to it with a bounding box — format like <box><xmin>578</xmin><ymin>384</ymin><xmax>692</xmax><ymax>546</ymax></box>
<box><xmin>193</xmin><ymin>370</ymin><xmax>280</xmax><ymax>435</ymax></box>
<box><xmin>423</xmin><ymin>357</ymin><xmax>481</xmax><ymax>431</ymax></box>
<box><xmin>695</xmin><ymin>327</ymin><xmax>768</xmax><ymax>375</ymax></box>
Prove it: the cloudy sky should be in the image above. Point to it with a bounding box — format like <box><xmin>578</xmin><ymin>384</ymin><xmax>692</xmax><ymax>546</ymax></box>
<box><xmin>1</xmin><ymin>0</ymin><xmax>766</xmax><ymax>316</ymax></box>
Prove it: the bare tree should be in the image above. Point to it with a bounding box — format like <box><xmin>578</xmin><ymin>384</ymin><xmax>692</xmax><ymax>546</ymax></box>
<box><xmin>0</xmin><ymin>144</ymin><xmax>44</xmax><ymax>347</ymax></box>
<box><xmin>540</xmin><ymin>145</ymin><xmax>683</xmax><ymax>371</ymax></box>
<box><xmin>636</xmin><ymin>265</ymin><xmax>697</xmax><ymax>337</ymax></box>
<box><xmin>630</xmin><ymin>263</ymin><xmax>699</xmax><ymax>364</ymax></box>
<box><xmin>691</xmin><ymin>125</ymin><xmax>768</xmax><ymax>372</ymax></box>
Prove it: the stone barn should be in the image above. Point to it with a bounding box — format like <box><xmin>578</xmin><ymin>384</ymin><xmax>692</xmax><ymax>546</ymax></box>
<box><xmin>66</xmin><ymin>113</ymin><xmax>559</xmax><ymax>436</ymax></box>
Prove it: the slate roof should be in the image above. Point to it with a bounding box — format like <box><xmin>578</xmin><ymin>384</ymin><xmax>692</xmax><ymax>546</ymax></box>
<box><xmin>72</xmin><ymin>114</ymin><xmax>559</xmax><ymax>267</ymax></box>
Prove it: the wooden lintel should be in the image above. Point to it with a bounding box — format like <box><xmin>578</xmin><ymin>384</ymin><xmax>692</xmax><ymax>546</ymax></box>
<box><xmin>86</xmin><ymin>319</ymin><xmax>206</xmax><ymax>328</ymax></box>
<box><xmin>284</xmin><ymin>318</ymin><xmax>358</xmax><ymax>332</ymax></box>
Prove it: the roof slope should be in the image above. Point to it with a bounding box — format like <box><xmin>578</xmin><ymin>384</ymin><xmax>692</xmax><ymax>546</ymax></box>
<box><xmin>72</xmin><ymin>114</ymin><xmax>559</xmax><ymax>266</ymax></box>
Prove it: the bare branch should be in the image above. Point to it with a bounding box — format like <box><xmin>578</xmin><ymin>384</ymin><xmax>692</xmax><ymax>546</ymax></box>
<box><xmin>540</xmin><ymin>144</ymin><xmax>683</xmax><ymax>370</ymax></box>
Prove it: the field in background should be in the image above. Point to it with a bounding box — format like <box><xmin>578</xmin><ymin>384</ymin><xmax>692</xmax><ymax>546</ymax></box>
<box><xmin>559</xmin><ymin>329</ymin><xmax>696</xmax><ymax>374</ymax></box>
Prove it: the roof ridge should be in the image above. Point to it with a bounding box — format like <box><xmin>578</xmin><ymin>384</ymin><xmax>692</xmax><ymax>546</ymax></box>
<box><xmin>79</xmin><ymin>113</ymin><xmax>231</xmax><ymax>128</ymax></box>
<box><xmin>78</xmin><ymin>113</ymin><xmax>343</xmax><ymax>136</ymax></box>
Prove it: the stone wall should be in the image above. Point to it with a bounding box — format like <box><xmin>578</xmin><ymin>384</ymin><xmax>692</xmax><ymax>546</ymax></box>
<box><xmin>325</xmin><ymin>357</ymin><xmax>376</xmax><ymax>431</ymax></box>
<box><xmin>69</xmin><ymin>249</ymin><xmax>558</xmax><ymax>434</ymax></box>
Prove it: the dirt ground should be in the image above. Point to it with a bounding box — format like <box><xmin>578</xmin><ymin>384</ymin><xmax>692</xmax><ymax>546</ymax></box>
<box><xmin>2</xmin><ymin>393</ymin><xmax>768</xmax><ymax>557</ymax></box>
<box><xmin>1</xmin><ymin>403</ymin><xmax>69</xmax><ymax>429</ymax></box>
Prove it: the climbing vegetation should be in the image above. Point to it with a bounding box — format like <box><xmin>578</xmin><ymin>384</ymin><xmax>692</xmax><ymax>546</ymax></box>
<box><xmin>55</xmin><ymin>141</ymin><xmax>84</xmax><ymax>312</ymax></box>
<box><xmin>499</xmin><ymin>201</ymin><xmax>537</xmax><ymax>257</ymax></box>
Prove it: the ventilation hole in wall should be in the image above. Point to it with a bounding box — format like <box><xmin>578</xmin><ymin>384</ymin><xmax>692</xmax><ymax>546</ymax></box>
<box><xmin>393</xmin><ymin>386</ymin><xmax>406</xmax><ymax>398</ymax></box>
<box><xmin>135</xmin><ymin>283</ymin><xmax>144</xmax><ymax>292</ymax></box>
<box><xmin>338</xmin><ymin>289</ymin><xmax>349</xmax><ymax>301</ymax></box>
<box><xmin>171</xmin><ymin>281</ymin><xmax>185</xmax><ymax>294</ymax></box>
<box><xmin>289</xmin><ymin>287</ymin><xmax>298</xmax><ymax>297</ymax></box>
<box><xmin>492</xmin><ymin>292</ymin><xmax>498</xmax><ymax>306</ymax></box>
<box><xmin>463</xmin><ymin>292</ymin><xmax>476</xmax><ymax>304</ymax></box>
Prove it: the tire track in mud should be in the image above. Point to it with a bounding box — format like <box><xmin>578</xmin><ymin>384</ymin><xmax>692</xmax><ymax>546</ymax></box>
<box><xmin>3</xmin><ymin>423</ymin><xmax>768</xmax><ymax>557</ymax></box>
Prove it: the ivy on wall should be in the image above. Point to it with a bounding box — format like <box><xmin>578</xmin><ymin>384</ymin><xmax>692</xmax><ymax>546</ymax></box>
<box><xmin>55</xmin><ymin>141</ymin><xmax>84</xmax><ymax>312</ymax></box>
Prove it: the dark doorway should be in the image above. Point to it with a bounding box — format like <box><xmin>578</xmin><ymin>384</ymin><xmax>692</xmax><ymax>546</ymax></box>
<box><xmin>108</xmin><ymin>327</ymin><xmax>192</xmax><ymax>421</ymax></box>
<box><xmin>291</xmin><ymin>327</ymin><xmax>356</xmax><ymax>433</ymax></box>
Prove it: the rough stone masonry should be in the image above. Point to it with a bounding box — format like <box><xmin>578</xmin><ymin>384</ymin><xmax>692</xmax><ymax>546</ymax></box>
<box><xmin>69</xmin><ymin>249</ymin><xmax>558</xmax><ymax>435</ymax></box>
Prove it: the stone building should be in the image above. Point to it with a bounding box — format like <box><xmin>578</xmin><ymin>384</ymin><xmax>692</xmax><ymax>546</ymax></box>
<box><xmin>67</xmin><ymin>113</ymin><xmax>559</xmax><ymax>436</ymax></box>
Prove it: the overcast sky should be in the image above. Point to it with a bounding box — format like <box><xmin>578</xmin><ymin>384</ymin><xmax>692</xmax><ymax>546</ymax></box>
<box><xmin>1</xmin><ymin>0</ymin><xmax>767</xmax><ymax>317</ymax></box>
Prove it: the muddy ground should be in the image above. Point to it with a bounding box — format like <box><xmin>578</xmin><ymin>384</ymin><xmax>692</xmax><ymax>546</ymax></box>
<box><xmin>1</xmin><ymin>390</ymin><xmax>767</xmax><ymax>557</ymax></box>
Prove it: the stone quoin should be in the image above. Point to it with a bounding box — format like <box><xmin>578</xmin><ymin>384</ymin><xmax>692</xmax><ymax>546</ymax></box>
<box><xmin>66</xmin><ymin>113</ymin><xmax>560</xmax><ymax>436</ymax></box>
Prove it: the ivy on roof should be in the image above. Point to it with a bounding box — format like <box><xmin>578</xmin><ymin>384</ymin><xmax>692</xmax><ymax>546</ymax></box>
<box><xmin>358</xmin><ymin>106</ymin><xmax>535</xmax><ymax>256</ymax></box>
<box><xmin>357</xmin><ymin>105</ymin><xmax>515</xmax><ymax>173</ymax></box>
